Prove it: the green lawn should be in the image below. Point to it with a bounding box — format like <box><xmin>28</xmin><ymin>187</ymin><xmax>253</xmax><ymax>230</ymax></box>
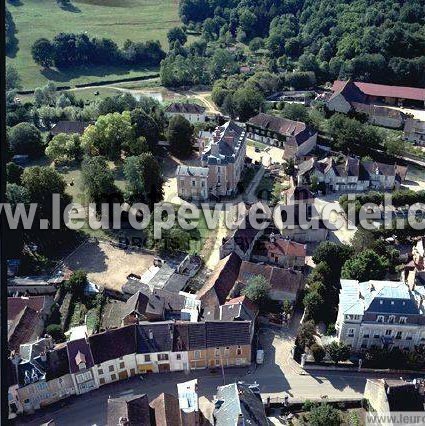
<box><xmin>7</xmin><ymin>0</ymin><xmax>181</xmax><ymax>90</ymax></box>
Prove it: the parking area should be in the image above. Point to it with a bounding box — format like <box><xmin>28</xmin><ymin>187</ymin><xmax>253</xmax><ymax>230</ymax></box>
<box><xmin>64</xmin><ymin>241</ymin><xmax>155</xmax><ymax>291</ymax></box>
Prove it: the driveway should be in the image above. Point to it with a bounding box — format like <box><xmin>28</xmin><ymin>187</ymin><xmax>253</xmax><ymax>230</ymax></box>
<box><xmin>314</xmin><ymin>194</ymin><xmax>356</xmax><ymax>245</ymax></box>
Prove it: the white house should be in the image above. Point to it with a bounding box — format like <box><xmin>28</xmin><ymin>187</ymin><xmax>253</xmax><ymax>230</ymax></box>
<box><xmin>336</xmin><ymin>279</ymin><xmax>425</xmax><ymax>352</ymax></box>
<box><xmin>165</xmin><ymin>103</ymin><xmax>207</xmax><ymax>124</ymax></box>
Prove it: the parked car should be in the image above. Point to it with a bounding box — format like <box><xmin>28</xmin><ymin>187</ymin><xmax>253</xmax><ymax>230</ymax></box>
<box><xmin>256</xmin><ymin>349</ymin><xmax>264</xmax><ymax>364</ymax></box>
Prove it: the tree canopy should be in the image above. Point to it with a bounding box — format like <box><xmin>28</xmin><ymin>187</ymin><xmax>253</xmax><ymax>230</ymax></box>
<box><xmin>167</xmin><ymin>115</ymin><xmax>194</xmax><ymax>158</ymax></box>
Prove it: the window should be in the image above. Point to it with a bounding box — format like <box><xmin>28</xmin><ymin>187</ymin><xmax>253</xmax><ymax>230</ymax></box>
<box><xmin>144</xmin><ymin>355</ymin><xmax>151</xmax><ymax>362</ymax></box>
<box><xmin>194</xmin><ymin>350</ymin><xmax>201</xmax><ymax>360</ymax></box>
<box><xmin>119</xmin><ymin>362</ymin><xmax>125</xmax><ymax>369</ymax></box>
<box><xmin>362</xmin><ymin>330</ymin><xmax>370</xmax><ymax>338</ymax></box>
<box><xmin>385</xmin><ymin>329</ymin><xmax>392</xmax><ymax>336</ymax></box>
<box><xmin>192</xmin><ymin>180</ymin><xmax>196</xmax><ymax>187</ymax></box>
<box><xmin>399</xmin><ymin>317</ymin><xmax>407</xmax><ymax>324</ymax></box>
<box><xmin>215</xmin><ymin>359</ymin><xmax>221</xmax><ymax>366</ymax></box>
<box><xmin>388</xmin><ymin>315</ymin><xmax>395</xmax><ymax>324</ymax></box>
<box><xmin>395</xmin><ymin>331</ymin><xmax>402</xmax><ymax>340</ymax></box>
<box><xmin>158</xmin><ymin>354</ymin><xmax>169</xmax><ymax>361</ymax></box>
<box><xmin>111</xmin><ymin>374</ymin><xmax>117</xmax><ymax>381</ymax></box>
<box><xmin>377</xmin><ymin>315</ymin><xmax>385</xmax><ymax>323</ymax></box>
<box><xmin>98</xmin><ymin>369</ymin><xmax>103</xmax><ymax>375</ymax></box>
<box><xmin>76</xmin><ymin>371</ymin><xmax>92</xmax><ymax>384</ymax></box>
<box><xmin>108</xmin><ymin>365</ymin><xmax>114</xmax><ymax>372</ymax></box>
<box><xmin>215</xmin><ymin>347</ymin><xmax>220</xmax><ymax>357</ymax></box>
<box><xmin>406</xmin><ymin>333</ymin><xmax>412</xmax><ymax>341</ymax></box>
<box><xmin>201</xmin><ymin>181</ymin><xmax>205</xmax><ymax>187</ymax></box>
<box><xmin>347</xmin><ymin>328</ymin><xmax>355</xmax><ymax>337</ymax></box>
<box><xmin>374</xmin><ymin>333</ymin><xmax>380</xmax><ymax>339</ymax></box>
<box><xmin>236</xmin><ymin>345</ymin><xmax>242</xmax><ymax>356</ymax></box>
<box><xmin>99</xmin><ymin>378</ymin><xmax>105</xmax><ymax>385</ymax></box>
<box><xmin>176</xmin><ymin>354</ymin><xmax>181</xmax><ymax>360</ymax></box>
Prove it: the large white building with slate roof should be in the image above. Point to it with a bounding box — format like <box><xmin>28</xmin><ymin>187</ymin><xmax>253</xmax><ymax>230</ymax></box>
<box><xmin>336</xmin><ymin>279</ymin><xmax>425</xmax><ymax>352</ymax></box>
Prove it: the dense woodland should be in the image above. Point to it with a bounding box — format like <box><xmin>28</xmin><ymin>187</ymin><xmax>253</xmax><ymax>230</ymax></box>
<box><xmin>178</xmin><ymin>0</ymin><xmax>425</xmax><ymax>87</ymax></box>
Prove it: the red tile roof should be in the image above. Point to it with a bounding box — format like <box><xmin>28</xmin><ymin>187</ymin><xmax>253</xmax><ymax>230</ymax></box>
<box><xmin>197</xmin><ymin>253</ymin><xmax>242</xmax><ymax>307</ymax></box>
<box><xmin>265</xmin><ymin>237</ymin><xmax>307</xmax><ymax>258</ymax></box>
<box><xmin>8</xmin><ymin>306</ymin><xmax>40</xmax><ymax>352</ymax></box>
<box><xmin>332</xmin><ymin>80</ymin><xmax>425</xmax><ymax>102</ymax></box>
<box><xmin>8</xmin><ymin>296</ymin><xmax>46</xmax><ymax>321</ymax></box>
<box><xmin>237</xmin><ymin>261</ymin><xmax>304</xmax><ymax>296</ymax></box>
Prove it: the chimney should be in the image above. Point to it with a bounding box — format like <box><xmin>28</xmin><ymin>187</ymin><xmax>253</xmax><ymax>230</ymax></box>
<box><xmin>40</xmin><ymin>351</ymin><xmax>47</xmax><ymax>363</ymax></box>
<box><xmin>148</xmin><ymin>329</ymin><xmax>154</xmax><ymax>340</ymax></box>
<box><xmin>118</xmin><ymin>417</ymin><xmax>129</xmax><ymax>426</ymax></box>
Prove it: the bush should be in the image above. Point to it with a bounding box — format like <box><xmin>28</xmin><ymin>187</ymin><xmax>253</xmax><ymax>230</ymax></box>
<box><xmin>46</xmin><ymin>324</ymin><xmax>65</xmax><ymax>343</ymax></box>
<box><xmin>311</xmin><ymin>343</ymin><xmax>326</xmax><ymax>362</ymax></box>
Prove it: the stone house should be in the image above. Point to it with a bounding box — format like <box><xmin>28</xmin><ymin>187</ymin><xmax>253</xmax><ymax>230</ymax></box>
<box><xmin>297</xmin><ymin>155</ymin><xmax>407</xmax><ymax>192</ymax></box>
<box><xmin>89</xmin><ymin>325</ymin><xmax>138</xmax><ymax>387</ymax></box>
<box><xmin>176</xmin><ymin>121</ymin><xmax>247</xmax><ymax>200</ymax></box>
<box><xmin>136</xmin><ymin>322</ymin><xmax>174</xmax><ymax>374</ymax></box>
<box><xmin>404</xmin><ymin>118</ymin><xmax>425</xmax><ymax>146</ymax></box>
<box><xmin>246</xmin><ymin>113</ymin><xmax>317</xmax><ymax>159</ymax></box>
<box><xmin>251</xmin><ymin>233</ymin><xmax>306</xmax><ymax>270</ymax></box>
<box><xmin>165</xmin><ymin>103</ymin><xmax>207</xmax><ymax>124</ymax></box>
<box><xmin>176</xmin><ymin>165</ymin><xmax>209</xmax><ymax>201</ymax></box>
<box><xmin>234</xmin><ymin>261</ymin><xmax>305</xmax><ymax>303</ymax></box>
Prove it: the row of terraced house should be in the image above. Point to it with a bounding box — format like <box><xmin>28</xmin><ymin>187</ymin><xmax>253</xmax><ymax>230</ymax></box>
<box><xmin>8</xmin><ymin>320</ymin><xmax>252</xmax><ymax>417</ymax></box>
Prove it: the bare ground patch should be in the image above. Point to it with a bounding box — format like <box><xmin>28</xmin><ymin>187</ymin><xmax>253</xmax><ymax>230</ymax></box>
<box><xmin>64</xmin><ymin>241</ymin><xmax>155</xmax><ymax>291</ymax></box>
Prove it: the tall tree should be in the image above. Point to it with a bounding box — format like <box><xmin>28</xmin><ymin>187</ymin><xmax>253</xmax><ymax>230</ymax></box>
<box><xmin>8</xmin><ymin>123</ymin><xmax>44</xmax><ymax>158</ymax></box>
<box><xmin>167</xmin><ymin>115</ymin><xmax>193</xmax><ymax>158</ymax></box>
<box><xmin>123</xmin><ymin>153</ymin><xmax>164</xmax><ymax>208</ymax></box>
<box><xmin>81</xmin><ymin>156</ymin><xmax>117</xmax><ymax>204</ymax></box>
<box><xmin>81</xmin><ymin>112</ymin><xmax>136</xmax><ymax>160</ymax></box>
<box><xmin>31</xmin><ymin>38</ymin><xmax>54</xmax><ymax>68</ymax></box>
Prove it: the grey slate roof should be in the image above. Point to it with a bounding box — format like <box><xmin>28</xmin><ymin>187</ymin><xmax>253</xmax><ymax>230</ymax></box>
<box><xmin>206</xmin><ymin>321</ymin><xmax>251</xmax><ymax>347</ymax></box>
<box><xmin>107</xmin><ymin>394</ymin><xmax>152</xmax><ymax>426</ymax></box>
<box><xmin>89</xmin><ymin>325</ymin><xmax>137</xmax><ymax>364</ymax></box>
<box><xmin>202</xmin><ymin>121</ymin><xmax>245</xmax><ymax>166</ymax></box>
<box><xmin>176</xmin><ymin>165</ymin><xmax>209</xmax><ymax>177</ymax></box>
<box><xmin>136</xmin><ymin>322</ymin><xmax>174</xmax><ymax>353</ymax></box>
<box><xmin>187</xmin><ymin>322</ymin><xmax>207</xmax><ymax>350</ymax></box>
<box><xmin>339</xmin><ymin>280</ymin><xmax>421</xmax><ymax>317</ymax></box>
<box><xmin>214</xmin><ymin>382</ymin><xmax>267</xmax><ymax>426</ymax></box>
<box><xmin>165</xmin><ymin>102</ymin><xmax>206</xmax><ymax>114</ymax></box>
<box><xmin>50</xmin><ymin>121</ymin><xmax>89</xmax><ymax>136</ymax></box>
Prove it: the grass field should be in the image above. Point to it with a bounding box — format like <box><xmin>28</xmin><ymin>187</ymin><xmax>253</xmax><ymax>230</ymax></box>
<box><xmin>7</xmin><ymin>0</ymin><xmax>182</xmax><ymax>90</ymax></box>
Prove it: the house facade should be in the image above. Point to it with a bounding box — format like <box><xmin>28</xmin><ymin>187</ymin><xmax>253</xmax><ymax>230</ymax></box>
<box><xmin>336</xmin><ymin>279</ymin><xmax>425</xmax><ymax>352</ymax></box>
<box><xmin>176</xmin><ymin>165</ymin><xmax>209</xmax><ymax>201</ymax></box>
<box><xmin>164</xmin><ymin>103</ymin><xmax>207</xmax><ymax>124</ymax></box>
<box><xmin>297</xmin><ymin>155</ymin><xmax>407</xmax><ymax>192</ymax></box>
<box><xmin>246</xmin><ymin>113</ymin><xmax>317</xmax><ymax>159</ymax></box>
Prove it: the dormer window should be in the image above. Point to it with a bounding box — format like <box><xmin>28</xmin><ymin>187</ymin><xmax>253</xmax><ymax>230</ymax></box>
<box><xmin>399</xmin><ymin>317</ymin><xmax>407</xmax><ymax>324</ymax></box>
<box><xmin>377</xmin><ymin>315</ymin><xmax>385</xmax><ymax>323</ymax></box>
<box><xmin>388</xmin><ymin>315</ymin><xmax>395</xmax><ymax>323</ymax></box>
